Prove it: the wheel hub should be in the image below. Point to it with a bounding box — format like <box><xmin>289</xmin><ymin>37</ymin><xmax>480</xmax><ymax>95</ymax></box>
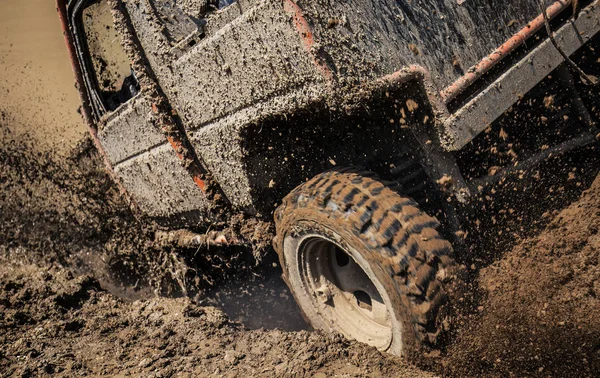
<box><xmin>300</xmin><ymin>236</ymin><xmax>393</xmax><ymax>350</ymax></box>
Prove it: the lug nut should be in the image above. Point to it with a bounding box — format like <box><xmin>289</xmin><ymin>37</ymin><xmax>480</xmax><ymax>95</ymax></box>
<box><xmin>316</xmin><ymin>285</ymin><xmax>331</xmax><ymax>303</ymax></box>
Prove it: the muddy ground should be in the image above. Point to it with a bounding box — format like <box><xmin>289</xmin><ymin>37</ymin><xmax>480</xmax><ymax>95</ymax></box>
<box><xmin>447</xmin><ymin>172</ymin><xmax>600</xmax><ymax>377</ymax></box>
<box><xmin>1</xmin><ymin>124</ymin><xmax>599</xmax><ymax>377</ymax></box>
<box><xmin>0</xmin><ymin>122</ymin><xmax>430</xmax><ymax>377</ymax></box>
<box><xmin>2</xmin><ymin>1</ymin><xmax>600</xmax><ymax>377</ymax></box>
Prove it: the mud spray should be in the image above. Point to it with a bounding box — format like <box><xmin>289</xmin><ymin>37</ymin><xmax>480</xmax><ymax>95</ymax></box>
<box><xmin>1</xmin><ymin>1</ymin><xmax>600</xmax><ymax>377</ymax></box>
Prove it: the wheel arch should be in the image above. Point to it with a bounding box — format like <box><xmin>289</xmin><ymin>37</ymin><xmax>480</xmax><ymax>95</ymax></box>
<box><xmin>237</xmin><ymin>75</ymin><xmax>444</xmax><ymax>216</ymax></box>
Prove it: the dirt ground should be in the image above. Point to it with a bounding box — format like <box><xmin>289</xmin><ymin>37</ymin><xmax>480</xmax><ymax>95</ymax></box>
<box><xmin>1</xmin><ymin>129</ymin><xmax>598</xmax><ymax>377</ymax></box>
<box><xmin>1</xmin><ymin>1</ymin><xmax>600</xmax><ymax>377</ymax></box>
<box><xmin>445</xmin><ymin>173</ymin><xmax>600</xmax><ymax>377</ymax></box>
<box><xmin>0</xmin><ymin>258</ymin><xmax>429</xmax><ymax>377</ymax></box>
<box><xmin>0</xmin><ymin>125</ymin><xmax>429</xmax><ymax>377</ymax></box>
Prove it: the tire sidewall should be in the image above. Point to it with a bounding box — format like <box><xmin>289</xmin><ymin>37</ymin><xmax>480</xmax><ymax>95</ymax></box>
<box><xmin>279</xmin><ymin>209</ymin><xmax>419</xmax><ymax>357</ymax></box>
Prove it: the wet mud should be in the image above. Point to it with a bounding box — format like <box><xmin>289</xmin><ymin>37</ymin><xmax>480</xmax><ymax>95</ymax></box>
<box><xmin>0</xmin><ymin>260</ymin><xmax>429</xmax><ymax>377</ymax></box>
<box><xmin>444</xmin><ymin>173</ymin><xmax>600</xmax><ymax>377</ymax></box>
<box><xmin>2</xmin><ymin>1</ymin><xmax>600</xmax><ymax>377</ymax></box>
<box><xmin>1</xmin><ymin>127</ymin><xmax>598</xmax><ymax>377</ymax></box>
<box><xmin>0</xmin><ymin>124</ymin><xmax>427</xmax><ymax>376</ymax></box>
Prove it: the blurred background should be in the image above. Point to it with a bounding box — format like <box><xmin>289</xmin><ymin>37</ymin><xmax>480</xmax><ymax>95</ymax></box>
<box><xmin>0</xmin><ymin>0</ymin><xmax>86</xmax><ymax>155</ymax></box>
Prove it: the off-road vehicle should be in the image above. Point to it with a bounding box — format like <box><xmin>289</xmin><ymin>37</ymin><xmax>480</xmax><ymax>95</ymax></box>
<box><xmin>58</xmin><ymin>0</ymin><xmax>600</xmax><ymax>359</ymax></box>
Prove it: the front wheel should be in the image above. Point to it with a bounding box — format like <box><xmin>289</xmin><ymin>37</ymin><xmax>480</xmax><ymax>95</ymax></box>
<box><xmin>273</xmin><ymin>169</ymin><xmax>462</xmax><ymax>359</ymax></box>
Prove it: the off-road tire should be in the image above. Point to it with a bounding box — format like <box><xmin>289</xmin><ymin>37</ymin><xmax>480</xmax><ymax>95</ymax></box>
<box><xmin>273</xmin><ymin>168</ymin><xmax>462</xmax><ymax>359</ymax></box>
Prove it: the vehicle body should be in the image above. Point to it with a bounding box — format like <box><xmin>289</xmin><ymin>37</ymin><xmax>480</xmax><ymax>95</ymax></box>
<box><xmin>58</xmin><ymin>0</ymin><xmax>600</xmax><ymax>359</ymax></box>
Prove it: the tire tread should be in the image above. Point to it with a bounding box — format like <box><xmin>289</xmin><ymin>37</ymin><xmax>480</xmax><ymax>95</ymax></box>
<box><xmin>274</xmin><ymin>169</ymin><xmax>462</xmax><ymax>357</ymax></box>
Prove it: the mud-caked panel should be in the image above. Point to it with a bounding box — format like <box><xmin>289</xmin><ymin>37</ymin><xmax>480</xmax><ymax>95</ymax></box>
<box><xmin>188</xmin><ymin>82</ymin><xmax>326</xmax><ymax>213</ymax></box>
<box><xmin>114</xmin><ymin>143</ymin><xmax>209</xmax><ymax>219</ymax></box>
<box><xmin>122</xmin><ymin>0</ymin><xmax>202</xmax><ymax>87</ymax></box>
<box><xmin>190</xmin><ymin>121</ymin><xmax>253</xmax><ymax>212</ymax></box>
<box><xmin>122</xmin><ymin>0</ymin><xmax>323</xmax><ymax>133</ymax></box>
<box><xmin>300</xmin><ymin>0</ymin><xmax>543</xmax><ymax>89</ymax></box>
<box><xmin>188</xmin><ymin>80</ymin><xmax>431</xmax><ymax>215</ymax></box>
<box><xmin>171</xmin><ymin>0</ymin><xmax>323</xmax><ymax>129</ymax></box>
<box><xmin>98</xmin><ymin>95</ymin><xmax>166</xmax><ymax>164</ymax></box>
<box><xmin>201</xmin><ymin>0</ymin><xmax>256</xmax><ymax>37</ymax></box>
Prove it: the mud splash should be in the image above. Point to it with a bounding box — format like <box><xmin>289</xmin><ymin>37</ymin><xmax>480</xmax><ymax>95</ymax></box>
<box><xmin>443</xmin><ymin>173</ymin><xmax>600</xmax><ymax>377</ymax></box>
<box><xmin>0</xmin><ymin>117</ymin><xmax>261</xmax><ymax>301</ymax></box>
<box><xmin>0</xmin><ymin>124</ymin><xmax>425</xmax><ymax>377</ymax></box>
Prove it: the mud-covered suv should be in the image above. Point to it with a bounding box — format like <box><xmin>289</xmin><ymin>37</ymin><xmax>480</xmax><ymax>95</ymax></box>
<box><xmin>58</xmin><ymin>0</ymin><xmax>600</xmax><ymax>359</ymax></box>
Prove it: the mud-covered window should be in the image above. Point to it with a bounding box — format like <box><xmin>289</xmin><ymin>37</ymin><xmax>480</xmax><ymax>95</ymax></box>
<box><xmin>218</xmin><ymin>0</ymin><xmax>237</xmax><ymax>9</ymax></box>
<box><xmin>148</xmin><ymin>0</ymin><xmax>239</xmax><ymax>51</ymax></box>
<box><xmin>82</xmin><ymin>0</ymin><xmax>139</xmax><ymax>111</ymax></box>
<box><xmin>149</xmin><ymin>0</ymin><xmax>238</xmax><ymax>41</ymax></box>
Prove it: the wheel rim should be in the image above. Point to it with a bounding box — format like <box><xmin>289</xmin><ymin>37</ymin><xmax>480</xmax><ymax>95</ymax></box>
<box><xmin>298</xmin><ymin>235</ymin><xmax>393</xmax><ymax>350</ymax></box>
